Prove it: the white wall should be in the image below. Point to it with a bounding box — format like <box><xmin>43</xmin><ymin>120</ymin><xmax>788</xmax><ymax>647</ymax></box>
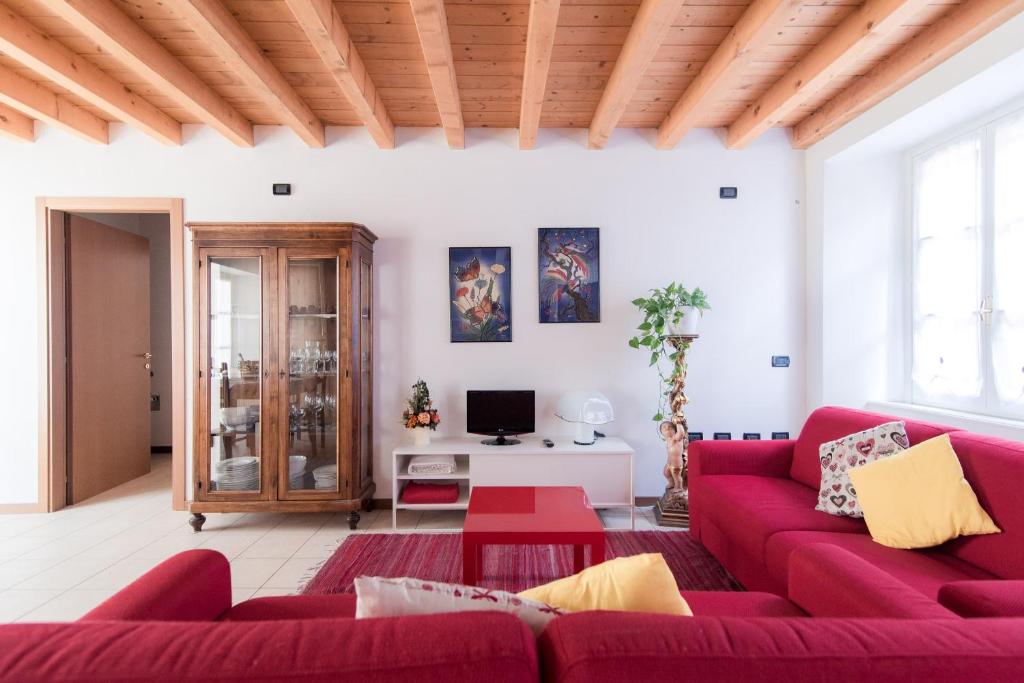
<box><xmin>71</xmin><ymin>212</ymin><xmax>174</xmax><ymax>448</ymax></box>
<box><xmin>0</xmin><ymin>126</ymin><xmax>805</xmax><ymax>505</ymax></box>
<box><xmin>819</xmin><ymin>153</ymin><xmax>905</xmax><ymax>407</ymax></box>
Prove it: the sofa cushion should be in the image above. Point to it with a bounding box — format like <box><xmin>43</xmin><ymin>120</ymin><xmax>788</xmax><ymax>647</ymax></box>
<box><xmin>939</xmin><ymin>581</ymin><xmax>1024</xmax><ymax>618</ymax></box>
<box><xmin>790</xmin><ymin>406</ymin><xmax>954</xmax><ymax>489</ymax></box>
<box><xmin>788</xmin><ymin>543</ymin><xmax>959</xmax><ymax>619</ymax></box>
<box><xmin>943</xmin><ymin>432</ymin><xmax>1024</xmax><ymax>578</ymax></box>
<box><xmin>224</xmin><ymin>594</ymin><xmax>357</xmax><ymax>621</ymax></box>
<box><xmin>0</xmin><ymin>614</ymin><xmax>539</xmax><ymax>683</ymax></box>
<box><xmin>765</xmin><ymin>531</ymin><xmax>996</xmax><ymax>600</ymax></box>
<box><xmin>681</xmin><ymin>591</ymin><xmax>805</xmax><ymax>617</ymax></box>
<box><xmin>698</xmin><ymin>475</ymin><xmax>865</xmax><ymax>567</ymax></box>
<box><xmin>537</xmin><ymin>612</ymin><xmax>1024</xmax><ymax>683</ymax></box>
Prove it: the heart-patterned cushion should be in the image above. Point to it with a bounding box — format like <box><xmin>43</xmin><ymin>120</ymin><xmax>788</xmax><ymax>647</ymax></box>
<box><xmin>816</xmin><ymin>421</ymin><xmax>908</xmax><ymax>518</ymax></box>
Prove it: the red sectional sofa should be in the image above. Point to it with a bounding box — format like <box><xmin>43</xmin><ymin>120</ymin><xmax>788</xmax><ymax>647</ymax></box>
<box><xmin>689</xmin><ymin>406</ymin><xmax>1024</xmax><ymax>613</ymax></box>
<box><xmin>3</xmin><ymin>548</ymin><xmax>1024</xmax><ymax>682</ymax></box>
<box><xmin>3</xmin><ymin>407</ymin><xmax>1024</xmax><ymax>682</ymax></box>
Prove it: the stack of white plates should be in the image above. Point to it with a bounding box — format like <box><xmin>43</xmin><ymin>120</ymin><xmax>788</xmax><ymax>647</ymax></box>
<box><xmin>313</xmin><ymin>464</ymin><xmax>337</xmax><ymax>490</ymax></box>
<box><xmin>213</xmin><ymin>456</ymin><xmax>259</xmax><ymax>491</ymax></box>
<box><xmin>289</xmin><ymin>455</ymin><xmax>307</xmax><ymax>489</ymax></box>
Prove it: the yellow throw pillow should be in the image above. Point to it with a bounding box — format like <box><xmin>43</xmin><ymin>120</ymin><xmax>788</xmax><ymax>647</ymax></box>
<box><xmin>518</xmin><ymin>553</ymin><xmax>692</xmax><ymax>616</ymax></box>
<box><xmin>848</xmin><ymin>433</ymin><xmax>1000</xmax><ymax>549</ymax></box>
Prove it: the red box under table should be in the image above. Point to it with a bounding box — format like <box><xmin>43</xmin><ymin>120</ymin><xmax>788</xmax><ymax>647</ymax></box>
<box><xmin>461</xmin><ymin>486</ymin><xmax>606</xmax><ymax>586</ymax></box>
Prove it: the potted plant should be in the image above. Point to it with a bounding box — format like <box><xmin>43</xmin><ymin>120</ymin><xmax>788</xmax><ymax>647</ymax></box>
<box><xmin>627</xmin><ymin>283</ymin><xmax>710</xmax><ymax>421</ymax></box>
<box><xmin>402</xmin><ymin>379</ymin><xmax>441</xmax><ymax>446</ymax></box>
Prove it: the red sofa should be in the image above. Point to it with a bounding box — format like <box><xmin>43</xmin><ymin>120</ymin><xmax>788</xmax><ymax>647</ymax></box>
<box><xmin>688</xmin><ymin>406</ymin><xmax>1024</xmax><ymax>615</ymax></box>
<box><xmin>2</xmin><ymin>542</ymin><xmax>1024</xmax><ymax>680</ymax></box>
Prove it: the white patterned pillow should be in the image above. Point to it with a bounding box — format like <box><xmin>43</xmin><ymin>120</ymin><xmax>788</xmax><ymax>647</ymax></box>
<box><xmin>354</xmin><ymin>576</ymin><xmax>567</xmax><ymax>635</ymax></box>
<box><xmin>816</xmin><ymin>421</ymin><xmax>909</xmax><ymax>517</ymax></box>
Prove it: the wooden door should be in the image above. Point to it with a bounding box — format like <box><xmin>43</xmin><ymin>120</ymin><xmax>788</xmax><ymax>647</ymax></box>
<box><xmin>67</xmin><ymin>215</ymin><xmax>151</xmax><ymax>503</ymax></box>
<box><xmin>194</xmin><ymin>248</ymin><xmax>276</xmax><ymax>502</ymax></box>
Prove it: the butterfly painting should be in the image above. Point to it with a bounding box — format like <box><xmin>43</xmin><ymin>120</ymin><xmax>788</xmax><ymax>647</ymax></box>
<box><xmin>538</xmin><ymin>228</ymin><xmax>600</xmax><ymax>323</ymax></box>
<box><xmin>449</xmin><ymin>247</ymin><xmax>512</xmax><ymax>342</ymax></box>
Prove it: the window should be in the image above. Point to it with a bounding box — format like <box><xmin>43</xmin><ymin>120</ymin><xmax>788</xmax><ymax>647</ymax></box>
<box><xmin>910</xmin><ymin>107</ymin><xmax>1024</xmax><ymax>420</ymax></box>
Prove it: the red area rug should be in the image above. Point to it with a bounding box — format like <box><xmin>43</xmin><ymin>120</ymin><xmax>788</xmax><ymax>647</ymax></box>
<box><xmin>303</xmin><ymin>531</ymin><xmax>742</xmax><ymax>595</ymax></box>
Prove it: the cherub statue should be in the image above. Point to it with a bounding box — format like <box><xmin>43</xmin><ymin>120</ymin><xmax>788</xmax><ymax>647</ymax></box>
<box><xmin>660</xmin><ymin>420</ymin><xmax>688</xmax><ymax>493</ymax></box>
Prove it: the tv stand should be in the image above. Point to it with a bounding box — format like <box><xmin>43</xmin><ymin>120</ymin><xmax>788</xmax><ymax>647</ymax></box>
<box><xmin>481</xmin><ymin>435</ymin><xmax>521</xmax><ymax>446</ymax></box>
<box><xmin>391</xmin><ymin>436</ymin><xmax>635</xmax><ymax>530</ymax></box>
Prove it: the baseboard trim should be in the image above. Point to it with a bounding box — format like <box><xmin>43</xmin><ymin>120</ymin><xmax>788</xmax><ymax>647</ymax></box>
<box><xmin>151</xmin><ymin>446</ymin><xmax>173</xmax><ymax>454</ymax></box>
<box><xmin>372</xmin><ymin>498</ymin><xmax>393</xmax><ymax>510</ymax></box>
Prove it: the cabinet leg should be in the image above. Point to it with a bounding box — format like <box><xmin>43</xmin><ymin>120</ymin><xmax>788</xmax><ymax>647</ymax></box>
<box><xmin>188</xmin><ymin>513</ymin><xmax>206</xmax><ymax>533</ymax></box>
<box><xmin>347</xmin><ymin>511</ymin><xmax>361</xmax><ymax>530</ymax></box>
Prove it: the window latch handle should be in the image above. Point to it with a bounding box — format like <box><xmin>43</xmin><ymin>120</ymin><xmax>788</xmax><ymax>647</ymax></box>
<box><xmin>980</xmin><ymin>295</ymin><xmax>994</xmax><ymax>325</ymax></box>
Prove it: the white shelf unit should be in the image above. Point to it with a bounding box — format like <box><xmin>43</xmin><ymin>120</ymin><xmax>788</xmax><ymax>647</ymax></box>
<box><xmin>391</xmin><ymin>436</ymin><xmax>635</xmax><ymax>530</ymax></box>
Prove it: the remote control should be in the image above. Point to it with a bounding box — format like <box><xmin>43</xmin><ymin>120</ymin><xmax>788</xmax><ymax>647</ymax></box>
<box><xmin>543</xmin><ymin>439</ymin><xmax>554</xmax><ymax>448</ymax></box>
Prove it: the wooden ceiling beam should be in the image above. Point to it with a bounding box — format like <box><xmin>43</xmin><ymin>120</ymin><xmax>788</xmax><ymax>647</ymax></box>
<box><xmin>41</xmin><ymin>0</ymin><xmax>252</xmax><ymax>147</ymax></box>
<box><xmin>588</xmin><ymin>0</ymin><xmax>683</xmax><ymax>149</ymax></box>
<box><xmin>656</xmin><ymin>0</ymin><xmax>803</xmax><ymax>150</ymax></box>
<box><xmin>519</xmin><ymin>0</ymin><xmax>561</xmax><ymax>150</ymax></box>
<box><xmin>284</xmin><ymin>0</ymin><xmax>394</xmax><ymax>148</ymax></box>
<box><xmin>727</xmin><ymin>0</ymin><xmax>932</xmax><ymax>149</ymax></box>
<box><xmin>0</xmin><ymin>62</ymin><xmax>108</xmax><ymax>144</ymax></box>
<box><xmin>171</xmin><ymin>0</ymin><xmax>324</xmax><ymax>148</ymax></box>
<box><xmin>0</xmin><ymin>101</ymin><xmax>34</xmax><ymax>141</ymax></box>
<box><xmin>792</xmin><ymin>0</ymin><xmax>1024</xmax><ymax>148</ymax></box>
<box><xmin>0</xmin><ymin>2</ymin><xmax>180</xmax><ymax>145</ymax></box>
<box><xmin>409</xmin><ymin>0</ymin><xmax>464</xmax><ymax>149</ymax></box>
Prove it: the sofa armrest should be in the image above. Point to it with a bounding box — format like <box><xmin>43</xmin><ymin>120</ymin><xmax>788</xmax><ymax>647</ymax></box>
<box><xmin>788</xmin><ymin>543</ymin><xmax>958</xmax><ymax>619</ymax></box>
<box><xmin>939</xmin><ymin>581</ymin><xmax>1024</xmax><ymax>618</ymax></box>
<box><xmin>689</xmin><ymin>439</ymin><xmax>795</xmax><ymax>478</ymax></box>
<box><xmin>80</xmin><ymin>549</ymin><xmax>231</xmax><ymax>622</ymax></box>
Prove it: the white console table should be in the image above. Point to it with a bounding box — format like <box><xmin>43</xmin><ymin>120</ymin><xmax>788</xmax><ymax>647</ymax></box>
<box><xmin>391</xmin><ymin>436</ymin><xmax>635</xmax><ymax>530</ymax></box>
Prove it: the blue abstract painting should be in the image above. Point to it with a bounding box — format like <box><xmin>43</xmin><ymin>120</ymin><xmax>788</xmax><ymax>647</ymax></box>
<box><xmin>538</xmin><ymin>228</ymin><xmax>600</xmax><ymax>323</ymax></box>
<box><xmin>449</xmin><ymin>247</ymin><xmax>512</xmax><ymax>342</ymax></box>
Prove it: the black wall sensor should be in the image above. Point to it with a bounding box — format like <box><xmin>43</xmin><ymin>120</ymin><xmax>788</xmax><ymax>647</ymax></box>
<box><xmin>719</xmin><ymin>187</ymin><xmax>738</xmax><ymax>199</ymax></box>
<box><xmin>273</xmin><ymin>183</ymin><xmax>292</xmax><ymax>196</ymax></box>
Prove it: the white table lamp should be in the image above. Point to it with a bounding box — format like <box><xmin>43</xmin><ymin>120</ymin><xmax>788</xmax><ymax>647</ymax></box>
<box><xmin>556</xmin><ymin>390</ymin><xmax>615</xmax><ymax>445</ymax></box>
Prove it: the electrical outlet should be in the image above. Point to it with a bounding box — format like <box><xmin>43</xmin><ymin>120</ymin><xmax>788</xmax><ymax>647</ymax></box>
<box><xmin>772</xmin><ymin>355</ymin><xmax>790</xmax><ymax>368</ymax></box>
<box><xmin>150</xmin><ymin>394</ymin><xmax>160</xmax><ymax>412</ymax></box>
<box><xmin>713</xmin><ymin>432</ymin><xmax>732</xmax><ymax>440</ymax></box>
<box><xmin>719</xmin><ymin>187</ymin><xmax>738</xmax><ymax>199</ymax></box>
<box><xmin>689</xmin><ymin>431</ymin><xmax>703</xmax><ymax>441</ymax></box>
<box><xmin>272</xmin><ymin>183</ymin><xmax>292</xmax><ymax>195</ymax></box>
<box><xmin>772</xmin><ymin>431</ymin><xmax>790</xmax><ymax>440</ymax></box>
<box><xmin>743</xmin><ymin>432</ymin><xmax>761</xmax><ymax>440</ymax></box>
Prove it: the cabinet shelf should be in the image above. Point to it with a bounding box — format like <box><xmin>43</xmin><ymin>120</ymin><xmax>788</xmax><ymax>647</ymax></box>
<box><xmin>290</xmin><ymin>313</ymin><xmax>337</xmax><ymax>319</ymax></box>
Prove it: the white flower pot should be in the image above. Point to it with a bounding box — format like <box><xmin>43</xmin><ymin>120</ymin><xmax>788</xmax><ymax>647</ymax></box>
<box><xmin>413</xmin><ymin>428</ymin><xmax>431</xmax><ymax>447</ymax></box>
<box><xmin>666</xmin><ymin>306</ymin><xmax>701</xmax><ymax>336</ymax></box>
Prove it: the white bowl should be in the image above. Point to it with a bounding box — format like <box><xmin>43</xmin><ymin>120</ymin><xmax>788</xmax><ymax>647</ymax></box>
<box><xmin>220</xmin><ymin>407</ymin><xmax>248</xmax><ymax>427</ymax></box>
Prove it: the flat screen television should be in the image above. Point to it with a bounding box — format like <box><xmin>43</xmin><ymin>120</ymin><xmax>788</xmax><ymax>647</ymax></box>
<box><xmin>467</xmin><ymin>390</ymin><xmax>535</xmax><ymax>445</ymax></box>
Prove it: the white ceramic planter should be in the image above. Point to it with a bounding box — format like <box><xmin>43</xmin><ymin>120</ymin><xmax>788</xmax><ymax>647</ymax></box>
<box><xmin>666</xmin><ymin>306</ymin><xmax>701</xmax><ymax>336</ymax></box>
<box><xmin>413</xmin><ymin>428</ymin><xmax>431</xmax><ymax>447</ymax></box>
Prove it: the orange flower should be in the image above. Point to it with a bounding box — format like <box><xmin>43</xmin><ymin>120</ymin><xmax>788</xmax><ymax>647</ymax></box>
<box><xmin>406</xmin><ymin>416</ymin><xmax>418</xmax><ymax>429</ymax></box>
<box><xmin>432</xmin><ymin>413</ymin><xmax>441</xmax><ymax>425</ymax></box>
<box><xmin>417</xmin><ymin>412</ymin><xmax>430</xmax><ymax>425</ymax></box>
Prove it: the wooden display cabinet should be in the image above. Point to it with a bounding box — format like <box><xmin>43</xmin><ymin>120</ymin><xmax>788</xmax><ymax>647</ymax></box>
<box><xmin>188</xmin><ymin>223</ymin><xmax>375</xmax><ymax>530</ymax></box>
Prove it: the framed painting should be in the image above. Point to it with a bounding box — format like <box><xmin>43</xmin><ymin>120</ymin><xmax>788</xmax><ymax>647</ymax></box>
<box><xmin>538</xmin><ymin>228</ymin><xmax>600</xmax><ymax>323</ymax></box>
<box><xmin>449</xmin><ymin>247</ymin><xmax>512</xmax><ymax>342</ymax></box>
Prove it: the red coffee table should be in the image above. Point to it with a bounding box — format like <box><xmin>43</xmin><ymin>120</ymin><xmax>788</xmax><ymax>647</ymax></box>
<box><xmin>462</xmin><ymin>486</ymin><xmax>606</xmax><ymax>586</ymax></box>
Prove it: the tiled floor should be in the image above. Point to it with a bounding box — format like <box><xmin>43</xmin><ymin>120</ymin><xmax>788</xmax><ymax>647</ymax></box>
<box><xmin>0</xmin><ymin>454</ymin><xmax>664</xmax><ymax>623</ymax></box>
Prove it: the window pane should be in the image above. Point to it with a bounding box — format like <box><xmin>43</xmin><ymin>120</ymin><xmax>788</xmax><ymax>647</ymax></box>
<box><xmin>912</xmin><ymin>136</ymin><xmax>983</xmax><ymax>400</ymax></box>
<box><xmin>993</xmin><ymin>112</ymin><xmax>1024</xmax><ymax>407</ymax></box>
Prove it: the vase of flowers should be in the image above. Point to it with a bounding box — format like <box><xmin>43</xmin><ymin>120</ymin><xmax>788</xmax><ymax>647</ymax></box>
<box><xmin>402</xmin><ymin>379</ymin><xmax>440</xmax><ymax>446</ymax></box>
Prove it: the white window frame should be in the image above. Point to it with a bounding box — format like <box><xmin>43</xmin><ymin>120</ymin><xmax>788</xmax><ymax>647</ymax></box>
<box><xmin>905</xmin><ymin>96</ymin><xmax>1024</xmax><ymax>422</ymax></box>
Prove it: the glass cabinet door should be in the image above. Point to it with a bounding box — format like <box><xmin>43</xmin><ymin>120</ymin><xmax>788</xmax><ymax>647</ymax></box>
<box><xmin>284</xmin><ymin>256</ymin><xmax>340</xmax><ymax>494</ymax></box>
<box><xmin>207</xmin><ymin>256</ymin><xmax>264</xmax><ymax>494</ymax></box>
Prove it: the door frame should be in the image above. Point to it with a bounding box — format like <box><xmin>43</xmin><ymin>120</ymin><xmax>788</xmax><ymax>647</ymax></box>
<box><xmin>34</xmin><ymin>197</ymin><xmax>187</xmax><ymax>512</ymax></box>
